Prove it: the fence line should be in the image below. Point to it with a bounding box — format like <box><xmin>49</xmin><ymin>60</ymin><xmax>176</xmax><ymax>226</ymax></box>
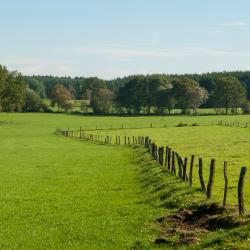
<box><xmin>56</xmin><ymin>127</ymin><xmax>248</xmax><ymax>217</ymax></box>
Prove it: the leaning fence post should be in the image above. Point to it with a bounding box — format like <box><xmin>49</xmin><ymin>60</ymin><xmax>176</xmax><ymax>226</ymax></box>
<box><xmin>223</xmin><ymin>161</ymin><xmax>228</xmax><ymax>206</ymax></box>
<box><xmin>183</xmin><ymin>157</ymin><xmax>188</xmax><ymax>181</ymax></box>
<box><xmin>164</xmin><ymin>147</ymin><xmax>168</xmax><ymax>168</ymax></box>
<box><xmin>238</xmin><ymin>167</ymin><xmax>247</xmax><ymax>216</ymax></box>
<box><xmin>207</xmin><ymin>159</ymin><xmax>216</xmax><ymax>198</ymax></box>
<box><xmin>175</xmin><ymin>153</ymin><xmax>183</xmax><ymax>179</ymax></box>
<box><xmin>189</xmin><ymin>155</ymin><xmax>195</xmax><ymax>187</ymax></box>
<box><xmin>199</xmin><ymin>158</ymin><xmax>206</xmax><ymax>193</ymax></box>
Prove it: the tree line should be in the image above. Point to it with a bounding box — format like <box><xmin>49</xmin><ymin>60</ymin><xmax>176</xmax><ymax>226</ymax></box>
<box><xmin>1</xmin><ymin>64</ymin><xmax>250</xmax><ymax>114</ymax></box>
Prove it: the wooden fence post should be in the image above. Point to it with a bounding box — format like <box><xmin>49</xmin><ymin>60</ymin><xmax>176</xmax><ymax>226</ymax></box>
<box><xmin>223</xmin><ymin>161</ymin><xmax>228</xmax><ymax>206</ymax></box>
<box><xmin>171</xmin><ymin>151</ymin><xmax>176</xmax><ymax>175</ymax></box>
<box><xmin>154</xmin><ymin>146</ymin><xmax>158</xmax><ymax>161</ymax></box>
<box><xmin>189</xmin><ymin>155</ymin><xmax>195</xmax><ymax>187</ymax></box>
<box><xmin>238</xmin><ymin>167</ymin><xmax>247</xmax><ymax>216</ymax></box>
<box><xmin>158</xmin><ymin>147</ymin><xmax>162</xmax><ymax>164</ymax></box>
<box><xmin>160</xmin><ymin>147</ymin><xmax>164</xmax><ymax>166</ymax></box>
<box><xmin>198</xmin><ymin>158</ymin><xmax>206</xmax><ymax>193</ymax></box>
<box><xmin>183</xmin><ymin>157</ymin><xmax>188</xmax><ymax>181</ymax></box>
<box><xmin>207</xmin><ymin>159</ymin><xmax>216</xmax><ymax>198</ymax></box>
<box><xmin>175</xmin><ymin>153</ymin><xmax>183</xmax><ymax>179</ymax></box>
<box><xmin>164</xmin><ymin>147</ymin><xmax>168</xmax><ymax>168</ymax></box>
<box><xmin>167</xmin><ymin>148</ymin><xmax>171</xmax><ymax>171</ymax></box>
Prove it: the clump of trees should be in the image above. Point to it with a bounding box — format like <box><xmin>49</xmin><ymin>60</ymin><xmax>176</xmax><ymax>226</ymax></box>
<box><xmin>90</xmin><ymin>88</ymin><xmax>115</xmax><ymax>114</ymax></box>
<box><xmin>116</xmin><ymin>75</ymin><xmax>208</xmax><ymax>114</ymax></box>
<box><xmin>0</xmin><ymin>65</ymin><xmax>26</xmax><ymax>112</ymax></box>
<box><xmin>51</xmin><ymin>84</ymin><xmax>73</xmax><ymax>112</ymax></box>
<box><xmin>1</xmin><ymin>64</ymin><xmax>250</xmax><ymax>115</ymax></box>
<box><xmin>0</xmin><ymin>65</ymin><xmax>48</xmax><ymax>112</ymax></box>
<box><xmin>212</xmin><ymin>76</ymin><xmax>247</xmax><ymax>114</ymax></box>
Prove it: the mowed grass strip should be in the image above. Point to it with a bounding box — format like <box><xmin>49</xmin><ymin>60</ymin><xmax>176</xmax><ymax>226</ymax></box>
<box><xmin>0</xmin><ymin>114</ymin><xmax>164</xmax><ymax>249</ymax></box>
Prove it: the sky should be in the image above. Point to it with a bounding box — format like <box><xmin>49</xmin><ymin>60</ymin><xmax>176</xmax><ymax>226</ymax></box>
<box><xmin>1</xmin><ymin>0</ymin><xmax>250</xmax><ymax>79</ymax></box>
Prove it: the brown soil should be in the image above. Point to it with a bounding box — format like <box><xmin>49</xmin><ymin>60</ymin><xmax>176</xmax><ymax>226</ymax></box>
<box><xmin>155</xmin><ymin>203</ymin><xmax>247</xmax><ymax>246</ymax></box>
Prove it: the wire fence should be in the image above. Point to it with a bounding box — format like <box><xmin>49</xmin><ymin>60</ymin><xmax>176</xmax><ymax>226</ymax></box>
<box><xmin>56</xmin><ymin>127</ymin><xmax>249</xmax><ymax>217</ymax></box>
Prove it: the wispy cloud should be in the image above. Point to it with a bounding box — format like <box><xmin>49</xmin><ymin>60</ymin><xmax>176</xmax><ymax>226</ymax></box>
<box><xmin>3</xmin><ymin>47</ymin><xmax>250</xmax><ymax>78</ymax></box>
<box><xmin>221</xmin><ymin>21</ymin><xmax>248</xmax><ymax>27</ymax></box>
<box><xmin>68</xmin><ymin>46</ymin><xmax>250</xmax><ymax>59</ymax></box>
<box><xmin>2</xmin><ymin>57</ymin><xmax>75</xmax><ymax>76</ymax></box>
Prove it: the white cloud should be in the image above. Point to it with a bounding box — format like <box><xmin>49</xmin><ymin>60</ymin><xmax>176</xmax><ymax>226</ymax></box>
<box><xmin>221</xmin><ymin>21</ymin><xmax>248</xmax><ymax>27</ymax></box>
<box><xmin>2</xmin><ymin>57</ymin><xmax>75</xmax><ymax>76</ymax></box>
<box><xmin>74</xmin><ymin>47</ymin><xmax>183</xmax><ymax>58</ymax></box>
<box><xmin>69</xmin><ymin>46</ymin><xmax>250</xmax><ymax>59</ymax></box>
<box><xmin>3</xmin><ymin>46</ymin><xmax>250</xmax><ymax>78</ymax></box>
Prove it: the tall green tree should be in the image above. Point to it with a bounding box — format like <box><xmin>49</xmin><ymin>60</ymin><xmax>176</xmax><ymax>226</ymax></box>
<box><xmin>145</xmin><ymin>74</ymin><xmax>171</xmax><ymax>114</ymax></box>
<box><xmin>0</xmin><ymin>66</ymin><xmax>26</xmax><ymax>112</ymax></box>
<box><xmin>51</xmin><ymin>84</ymin><xmax>72</xmax><ymax>111</ymax></box>
<box><xmin>172</xmin><ymin>77</ymin><xmax>208</xmax><ymax>113</ymax></box>
<box><xmin>27</xmin><ymin>79</ymin><xmax>46</xmax><ymax>98</ymax></box>
<box><xmin>90</xmin><ymin>88</ymin><xmax>115</xmax><ymax>114</ymax></box>
<box><xmin>23</xmin><ymin>89</ymin><xmax>44</xmax><ymax>112</ymax></box>
<box><xmin>117</xmin><ymin>76</ymin><xmax>147</xmax><ymax>114</ymax></box>
<box><xmin>212</xmin><ymin>76</ymin><xmax>247</xmax><ymax>114</ymax></box>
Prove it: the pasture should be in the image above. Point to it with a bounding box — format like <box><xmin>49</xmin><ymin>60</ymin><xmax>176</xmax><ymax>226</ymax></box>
<box><xmin>0</xmin><ymin>113</ymin><xmax>250</xmax><ymax>249</ymax></box>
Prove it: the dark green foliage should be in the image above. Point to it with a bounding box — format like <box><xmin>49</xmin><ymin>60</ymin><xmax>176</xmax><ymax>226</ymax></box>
<box><xmin>212</xmin><ymin>76</ymin><xmax>247</xmax><ymax>114</ymax></box>
<box><xmin>90</xmin><ymin>88</ymin><xmax>115</xmax><ymax>114</ymax></box>
<box><xmin>51</xmin><ymin>84</ymin><xmax>72</xmax><ymax>111</ymax></box>
<box><xmin>2</xmin><ymin>63</ymin><xmax>250</xmax><ymax>114</ymax></box>
<box><xmin>117</xmin><ymin>75</ymin><xmax>148</xmax><ymax>114</ymax></box>
<box><xmin>0</xmin><ymin>65</ymin><xmax>26</xmax><ymax>112</ymax></box>
<box><xmin>23</xmin><ymin>89</ymin><xmax>44</xmax><ymax>112</ymax></box>
<box><xmin>26</xmin><ymin>79</ymin><xmax>46</xmax><ymax>98</ymax></box>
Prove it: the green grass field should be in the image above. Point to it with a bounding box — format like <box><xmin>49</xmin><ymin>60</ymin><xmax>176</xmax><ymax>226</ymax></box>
<box><xmin>94</xmin><ymin>124</ymin><xmax>250</xmax><ymax>209</ymax></box>
<box><xmin>0</xmin><ymin>113</ymin><xmax>249</xmax><ymax>249</ymax></box>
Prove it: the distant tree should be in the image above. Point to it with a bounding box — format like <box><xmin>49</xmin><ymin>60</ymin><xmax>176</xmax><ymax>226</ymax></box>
<box><xmin>80</xmin><ymin>100</ymin><xmax>90</xmax><ymax>113</ymax></box>
<box><xmin>23</xmin><ymin>89</ymin><xmax>43</xmax><ymax>112</ymax></box>
<box><xmin>61</xmin><ymin>100</ymin><xmax>74</xmax><ymax>112</ymax></box>
<box><xmin>145</xmin><ymin>75</ymin><xmax>171</xmax><ymax>114</ymax></box>
<box><xmin>242</xmin><ymin>100</ymin><xmax>250</xmax><ymax>114</ymax></box>
<box><xmin>155</xmin><ymin>88</ymin><xmax>177</xmax><ymax>114</ymax></box>
<box><xmin>172</xmin><ymin>77</ymin><xmax>208</xmax><ymax>113</ymax></box>
<box><xmin>212</xmin><ymin>76</ymin><xmax>247</xmax><ymax>114</ymax></box>
<box><xmin>51</xmin><ymin>84</ymin><xmax>72</xmax><ymax>111</ymax></box>
<box><xmin>117</xmin><ymin>76</ymin><xmax>147</xmax><ymax>114</ymax></box>
<box><xmin>27</xmin><ymin>79</ymin><xmax>46</xmax><ymax>98</ymax></box>
<box><xmin>0</xmin><ymin>66</ymin><xmax>26</xmax><ymax>112</ymax></box>
<box><xmin>90</xmin><ymin>88</ymin><xmax>115</xmax><ymax>114</ymax></box>
<box><xmin>82</xmin><ymin>89</ymin><xmax>93</xmax><ymax>101</ymax></box>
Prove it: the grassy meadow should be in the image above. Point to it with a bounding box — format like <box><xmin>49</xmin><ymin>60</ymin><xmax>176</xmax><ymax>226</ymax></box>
<box><xmin>0</xmin><ymin>112</ymin><xmax>250</xmax><ymax>249</ymax></box>
<box><xmin>95</xmin><ymin>123</ymin><xmax>250</xmax><ymax>209</ymax></box>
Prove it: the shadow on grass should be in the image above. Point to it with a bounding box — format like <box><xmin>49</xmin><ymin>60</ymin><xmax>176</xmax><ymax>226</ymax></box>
<box><xmin>133</xmin><ymin>147</ymin><xmax>250</xmax><ymax>249</ymax></box>
<box><xmin>134</xmin><ymin>147</ymin><xmax>206</xmax><ymax>212</ymax></box>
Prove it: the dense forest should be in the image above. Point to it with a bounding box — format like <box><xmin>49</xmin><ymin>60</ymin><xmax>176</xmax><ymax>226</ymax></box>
<box><xmin>1</xmin><ymin>64</ymin><xmax>250</xmax><ymax>114</ymax></box>
<box><xmin>24</xmin><ymin>71</ymin><xmax>250</xmax><ymax>102</ymax></box>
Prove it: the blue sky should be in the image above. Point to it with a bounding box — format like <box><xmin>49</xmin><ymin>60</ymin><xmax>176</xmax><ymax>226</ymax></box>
<box><xmin>1</xmin><ymin>0</ymin><xmax>250</xmax><ymax>79</ymax></box>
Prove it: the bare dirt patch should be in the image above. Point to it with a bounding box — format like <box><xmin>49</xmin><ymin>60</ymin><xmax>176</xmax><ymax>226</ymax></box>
<box><xmin>155</xmin><ymin>203</ymin><xmax>248</xmax><ymax>246</ymax></box>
